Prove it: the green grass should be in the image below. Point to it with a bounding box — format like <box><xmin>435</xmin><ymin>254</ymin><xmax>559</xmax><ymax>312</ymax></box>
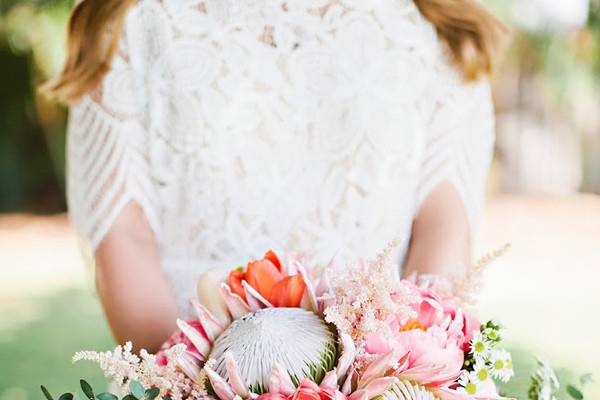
<box><xmin>0</xmin><ymin>289</ymin><xmax>595</xmax><ymax>400</ymax></box>
<box><xmin>0</xmin><ymin>289</ymin><xmax>113</xmax><ymax>400</ymax></box>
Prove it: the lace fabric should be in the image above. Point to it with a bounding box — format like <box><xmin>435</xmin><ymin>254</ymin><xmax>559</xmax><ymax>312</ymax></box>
<box><xmin>67</xmin><ymin>0</ymin><xmax>495</xmax><ymax>316</ymax></box>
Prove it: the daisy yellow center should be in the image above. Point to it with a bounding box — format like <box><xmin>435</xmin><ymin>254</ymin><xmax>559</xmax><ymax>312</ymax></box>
<box><xmin>474</xmin><ymin>341</ymin><xmax>485</xmax><ymax>353</ymax></box>
<box><xmin>477</xmin><ymin>368</ymin><xmax>489</xmax><ymax>381</ymax></box>
<box><xmin>466</xmin><ymin>382</ymin><xmax>477</xmax><ymax>395</ymax></box>
<box><xmin>494</xmin><ymin>360</ymin><xmax>505</xmax><ymax>370</ymax></box>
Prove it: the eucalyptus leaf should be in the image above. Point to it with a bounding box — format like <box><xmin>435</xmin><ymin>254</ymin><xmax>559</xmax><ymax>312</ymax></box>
<box><xmin>129</xmin><ymin>380</ymin><xmax>145</xmax><ymax>398</ymax></box>
<box><xmin>97</xmin><ymin>393</ymin><xmax>119</xmax><ymax>400</ymax></box>
<box><xmin>58</xmin><ymin>394</ymin><xmax>74</xmax><ymax>400</ymax></box>
<box><xmin>80</xmin><ymin>379</ymin><xmax>95</xmax><ymax>400</ymax></box>
<box><xmin>41</xmin><ymin>385</ymin><xmax>54</xmax><ymax>400</ymax></box>
<box><xmin>580</xmin><ymin>373</ymin><xmax>593</xmax><ymax>386</ymax></box>
<box><xmin>144</xmin><ymin>388</ymin><xmax>160</xmax><ymax>400</ymax></box>
<box><xmin>566</xmin><ymin>384</ymin><xmax>584</xmax><ymax>400</ymax></box>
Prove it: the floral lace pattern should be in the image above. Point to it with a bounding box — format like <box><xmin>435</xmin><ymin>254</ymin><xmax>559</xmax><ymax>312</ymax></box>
<box><xmin>67</xmin><ymin>0</ymin><xmax>495</xmax><ymax>316</ymax></box>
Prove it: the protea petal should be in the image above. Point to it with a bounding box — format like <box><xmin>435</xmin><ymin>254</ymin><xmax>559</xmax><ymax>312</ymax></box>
<box><xmin>177</xmin><ymin>351</ymin><xmax>202</xmax><ymax>381</ymax></box>
<box><xmin>336</xmin><ymin>333</ymin><xmax>356</xmax><ymax>380</ymax></box>
<box><xmin>176</xmin><ymin>319</ymin><xmax>210</xmax><ymax>358</ymax></box>
<box><xmin>320</xmin><ymin>369</ymin><xmax>338</xmax><ymax>388</ymax></box>
<box><xmin>221</xmin><ymin>283</ymin><xmax>251</xmax><ymax>320</ymax></box>
<box><xmin>193</xmin><ymin>300</ymin><xmax>225</xmax><ymax>342</ymax></box>
<box><xmin>295</xmin><ymin>261</ymin><xmax>318</xmax><ymax>311</ymax></box>
<box><xmin>342</xmin><ymin>366</ymin><xmax>355</xmax><ymax>395</ymax></box>
<box><xmin>378</xmin><ymin>379</ymin><xmax>436</xmax><ymax>400</ymax></box>
<box><xmin>269</xmin><ymin>364</ymin><xmax>296</xmax><ymax>395</ymax></box>
<box><xmin>348</xmin><ymin>389</ymin><xmax>368</xmax><ymax>400</ymax></box>
<box><xmin>206</xmin><ymin>364</ymin><xmax>236</xmax><ymax>400</ymax></box>
<box><xmin>197</xmin><ymin>269</ymin><xmax>232</xmax><ymax>326</ymax></box>
<box><xmin>365</xmin><ymin>377</ymin><xmax>397</xmax><ymax>398</ymax></box>
<box><xmin>225</xmin><ymin>351</ymin><xmax>250</xmax><ymax>397</ymax></box>
<box><xmin>359</xmin><ymin>349</ymin><xmax>406</xmax><ymax>387</ymax></box>
<box><xmin>400</xmin><ymin>365</ymin><xmax>446</xmax><ymax>383</ymax></box>
<box><xmin>243</xmin><ymin>280</ymin><xmax>273</xmax><ymax>311</ymax></box>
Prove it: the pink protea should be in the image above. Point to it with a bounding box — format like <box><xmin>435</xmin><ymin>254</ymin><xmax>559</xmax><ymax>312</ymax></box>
<box><xmin>156</xmin><ymin>319</ymin><xmax>206</xmax><ymax>367</ymax></box>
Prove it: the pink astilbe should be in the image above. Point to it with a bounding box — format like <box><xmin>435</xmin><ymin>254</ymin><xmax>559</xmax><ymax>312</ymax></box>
<box><xmin>320</xmin><ymin>240</ymin><xmax>420</xmax><ymax>361</ymax></box>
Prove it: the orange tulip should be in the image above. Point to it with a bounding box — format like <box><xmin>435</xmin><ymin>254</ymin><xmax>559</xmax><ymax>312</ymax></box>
<box><xmin>270</xmin><ymin>275</ymin><xmax>306</xmax><ymax>307</ymax></box>
<box><xmin>263</xmin><ymin>250</ymin><xmax>282</xmax><ymax>272</ymax></box>
<box><xmin>245</xmin><ymin>259</ymin><xmax>284</xmax><ymax>300</ymax></box>
<box><xmin>228</xmin><ymin>269</ymin><xmax>247</xmax><ymax>301</ymax></box>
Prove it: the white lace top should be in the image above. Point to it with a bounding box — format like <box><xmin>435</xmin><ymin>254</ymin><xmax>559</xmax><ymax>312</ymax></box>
<box><xmin>67</xmin><ymin>0</ymin><xmax>495</xmax><ymax>316</ymax></box>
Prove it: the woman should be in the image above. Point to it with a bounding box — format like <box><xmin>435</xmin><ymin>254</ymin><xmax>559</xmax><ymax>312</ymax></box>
<box><xmin>46</xmin><ymin>0</ymin><xmax>506</xmax><ymax>352</ymax></box>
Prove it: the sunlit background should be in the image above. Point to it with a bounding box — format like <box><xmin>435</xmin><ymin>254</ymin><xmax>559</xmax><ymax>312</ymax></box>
<box><xmin>0</xmin><ymin>0</ymin><xmax>599</xmax><ymax>399</ymax></box>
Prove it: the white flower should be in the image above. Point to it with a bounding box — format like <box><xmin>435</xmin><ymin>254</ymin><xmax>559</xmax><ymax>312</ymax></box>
<box><xmin>489</xmin><ymin>349</ymin><xmax>514</xmax><ymax>382</ymax></box>
<box><xmin>458</xmin><ymin>371</ymin><xmax>480</xmax><ymax>395</ymax></box>
<box><xmin>529</xmin><ymin>358</ymin><xmax>560</xmax><ymax>400</ymax></box>
<box><xmin>469</xmin><ymin>331</ymin><xmax>491</xmax><ymax>361</ymax></box>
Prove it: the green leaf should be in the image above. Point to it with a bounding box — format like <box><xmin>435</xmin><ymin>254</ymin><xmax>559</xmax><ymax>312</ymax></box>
<box><xmin>129</xmin><ymin>381</ymin><xmax>145</xmax><ymax>399</ymax></box>
<box><xmin>80</xmin><ymin>379</ymin><xmax>95</xmax><ymax>400</ymax></box>
<box><xmin>58</xmin><ymin>394</ymin><xmax>74</xmax><ymax>400</ymax></box>
<box><xmin>122</xmin><ymin>396</ymin><xmax>139</xmax><ymax>400</ymax></box>
<box><xmin>97</xmin><ymin>393</ymin><xmax>119</xmax><ymax>400</ymax></box>
<box><xmin>566</xmin><ymin>384</ymin><xmax>584</xmax><ymax>400</ymax></box>
<box><xmin>41</xmin><ymin>385</ymin><xmax>54</xmax><ymax>400</ymax></box>
<box><xmin>144</xmin><ymin>388</ymin><xmax>160</xmax><ymax>400</ymax></box>
<box><xmin>580</xmin><ymin>373</ymin><xmax>593</xmax><ymax>386</ymax></box>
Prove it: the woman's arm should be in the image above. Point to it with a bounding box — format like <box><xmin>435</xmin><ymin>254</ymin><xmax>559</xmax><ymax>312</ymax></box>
<box><xmin>95</xmin><ymin>202</ymin><xmax>178</xmax><ymax>353</ymax></box>
<box><xmin>403</xmin><ymin>181</ymin><xmax>471</xmax><ymax>278</ymax></box>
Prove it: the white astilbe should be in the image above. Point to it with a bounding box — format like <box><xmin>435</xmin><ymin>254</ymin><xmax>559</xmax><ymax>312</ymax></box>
<box><xmin>73</xmin><ymin>342</ymin><xmax>207</xmax><ymax>400</ymax></box>
<box><xmin>322</xmin><ymin>239</ymin><xmax>420</xmax><ymax>358</ymax></box>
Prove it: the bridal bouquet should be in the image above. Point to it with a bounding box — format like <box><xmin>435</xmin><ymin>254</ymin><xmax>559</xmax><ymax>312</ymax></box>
<box><xmin>42</xmin><ymin>243</ymin><xmax>516</xmax><ymax>400</ymax></box>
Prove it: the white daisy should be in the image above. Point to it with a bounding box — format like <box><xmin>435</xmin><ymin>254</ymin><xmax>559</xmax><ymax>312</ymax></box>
<box><xmin>469</xmin><ymin>331</ymin><xmax>491</xmax><ymax>361</ymax></box>
<box><xmin>458</xmin><ymin>371</ymin><xmax>480</xmax><ymax>396</ymax></box>
<box><xmin>489</xmin><ymin>349</ymin><xmax>514</xmax><ymax>382</ymax></box>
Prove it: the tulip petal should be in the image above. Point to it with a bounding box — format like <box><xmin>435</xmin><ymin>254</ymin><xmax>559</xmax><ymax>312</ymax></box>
<box><xmin>336</xmin><ymin>333</ymin><xmax>356</xmax><ymax>380</ymax></box>
<box><xmin>225</xmin><ymin>351</ymin><xmax>249</xmax><ymax>397</ymax></box>
<box><xmin>364</xmin><ymin>377</ymin><xmax>396</xmax><ymax>398</ymax></box>
<box><xmin>269</xmin><ymin>364</ymin><xmax>296</xmax><ymax>395</ymax></box>
<box><xmin>243</xmin><ymin>280</ymin><xmax>273</xmax><ymax>309</ymax></box>
<box><xmin>221</xmin><ymin>283</ymin><xmax>251</xmax><ymax>320</ymax></box>
<box><xmin>270</xmin><ymin>275</ymin><xmax>306</xmax><ymax>307</ymax></box>
<box><xmin>246</xmin><ymin>260</ymin><xmax>284</xmax><ymax>300</ymax></box>
<box><xmin>206</xmin><ymin>364</ymin><xmax>236</xmax><ymax>400</ymax></box>
<box><xmin>348</xmin><ymin>389</ymin><xmax>368</xmax><ymax>400</ymax></box>
<box><xmin>192</xmin><ymin>300</ymin><xmax>225</xmax><ymax>342</ymax></box>
<box><xmin>176</xmin><ymin>319</ymin><xmax>210</xmax><ymax>358</ymax></box>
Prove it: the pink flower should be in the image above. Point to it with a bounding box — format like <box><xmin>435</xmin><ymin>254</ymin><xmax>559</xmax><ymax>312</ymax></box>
<box><xmin>257</xmin><ymin>394</ymin><xmax>288</xmax><ymax>400</ymax></box>
<box><xmin>156</xmin><ymin>319</ymin><xmax>206</xmax><ymax>366</ymax></box>
<box><xmin>406</xmin><ymin>280</ymin><xmax>480</xmax><ymax>351</ymax></box>
<box><xmin>280</xmin><ymin>380</ymin><xmax>347</xmax><ymax>400</ymax></box>
<box><xmin>393</xmin><ymin>327</ymin><xmax>464</xmax><ymax>378</ymax></box>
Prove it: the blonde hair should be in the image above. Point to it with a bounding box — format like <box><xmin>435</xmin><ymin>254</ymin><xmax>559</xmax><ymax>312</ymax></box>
<box><xmin>44</xmin><ymin>0</ymin><xmax>507</xmax><ymax>103</ymax></box>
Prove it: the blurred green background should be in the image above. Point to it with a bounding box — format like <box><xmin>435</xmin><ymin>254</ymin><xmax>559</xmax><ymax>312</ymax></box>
<box><xmin>0</xmin><ymin>0</ymin><xmax>599</xmax><ymax>399</ymax></box>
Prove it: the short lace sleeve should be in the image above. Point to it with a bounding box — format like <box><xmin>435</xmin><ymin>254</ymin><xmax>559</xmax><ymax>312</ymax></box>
<box><xmin>416</xmin><ymin>57</ymin><xmax>495</xmax><ymax>234</ymax></box>
<box><xmin>66</xmin><ymin>27</ymin><xmax>158</xmax><ymax>252</ymax></box>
